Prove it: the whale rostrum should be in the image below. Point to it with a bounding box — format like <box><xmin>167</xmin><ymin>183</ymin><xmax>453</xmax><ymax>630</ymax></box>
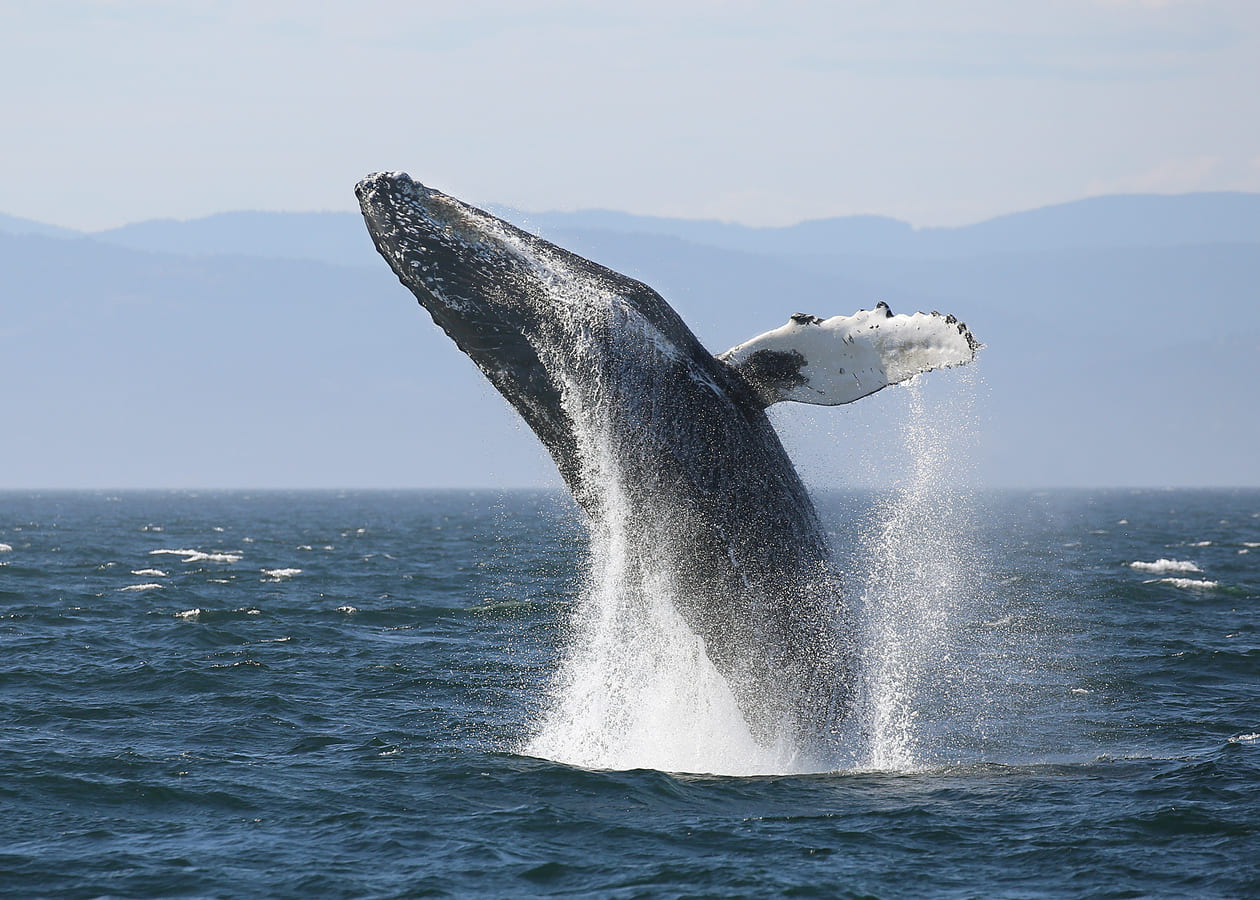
<box><xmin>355</xmin><ymin>172</ymin><xmax>978</xmax><ymax>756</ymax></box>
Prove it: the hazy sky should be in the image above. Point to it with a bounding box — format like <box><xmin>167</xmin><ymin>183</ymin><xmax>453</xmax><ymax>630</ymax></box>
<box><xmin>5</xmin><ymin>0</ymin><xmax>1258</xmax><ymax>230</ymax></box>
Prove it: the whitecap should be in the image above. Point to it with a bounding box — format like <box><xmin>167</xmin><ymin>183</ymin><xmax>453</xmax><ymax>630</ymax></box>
<box><xmin>1190</xmin><ymin>541</ymin><xmax>1213</xmax><ymax>547</ymax></box>
<box><xmin>337</xmin><ymin>605</ymin><xmax>359</xmax><ymax>614</ymax></box>
<box><xmin>118</xmin><ymin>583</ymin><xmax>163</xmax><ymax>592</ymax></box>
<box><xmin>0</xmin><ymin>543</ymin><xmax>12</xmax><ymax>553</ymax></box>
<box><xmin>149</xmin><ymin>548</ymin><xmax>243</xmax><ymax>564</ymax></box>
<box><xmin>1128</xmin><ymin>559</ymin><xmax>1202</xmax><ymax>574</ymax></box>
<box><xmin>131</xmin><ymin>568</ymin><xmax>167</xmax><ymax>577</ymax></box>
<box><xmin>262</xmin><ymin>568</ymin><xmax>302</xmax><ymax>580</ymax></box>
<box><xmin>1144</xmin><ymin>577</ymin><xmax>1220</xmax><ymax>590</ymax></box>
<box><xmin>1228</xmin><ymin>733</ymin><xmax>1260</xmax><ymax>744</ymax></box>
<box><xmin>1243</xmin><ymin>542</ymin><xmax>1260</xmax><ymax>549</ymax></box>
<box><xmin>175</xmin><ymin>608</ymin><xmax>204</xmax><ymax>619</ymax></box>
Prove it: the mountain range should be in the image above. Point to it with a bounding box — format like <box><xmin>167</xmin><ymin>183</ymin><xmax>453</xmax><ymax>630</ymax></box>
<box><xmin>2</xmin><ymin>192</ymin><xmax>1257</xmax><ymax>489</ymax></box>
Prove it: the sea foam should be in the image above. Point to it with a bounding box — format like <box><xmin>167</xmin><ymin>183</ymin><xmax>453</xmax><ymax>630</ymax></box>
<box><xmin>1128</xmin><ymin>559</ymin><xmax>1202</xmax><ymax>574</ymax></box>
<box><xmin>149</xmin><ymin>548</ymin><xmax>243</xmax><ymax>564</ymax></box>
<box><xmin>1144</xmin><ymin>577</ymin><xmax>1220</xmax><ymax>590</ymax></box>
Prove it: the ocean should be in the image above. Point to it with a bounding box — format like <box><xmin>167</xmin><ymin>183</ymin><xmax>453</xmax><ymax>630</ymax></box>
<box><xmin>1</xmin><ymin>486</ymin><xmax>1257</xmax><ymax>898</ymax></box>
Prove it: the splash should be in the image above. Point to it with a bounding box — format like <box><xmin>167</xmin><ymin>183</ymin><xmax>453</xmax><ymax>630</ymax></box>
<box><xmin>524</xmin><ymin>485</ymin><xmax>796</xmax><ymax>775</ymax></box>
<box><xmin>848</xmin><ymin>375</ymin><xmax>981</xmax><ymax>771</ymax></box>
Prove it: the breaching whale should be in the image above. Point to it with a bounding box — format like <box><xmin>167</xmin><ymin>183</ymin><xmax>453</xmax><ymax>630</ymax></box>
<box><xmin>355</xmin><ymin>172</ymin><xmax>977</xmax><ymax>756</ymax></box>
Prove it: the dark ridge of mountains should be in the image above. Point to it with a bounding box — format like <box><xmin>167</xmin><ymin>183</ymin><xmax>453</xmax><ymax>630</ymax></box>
<box><xmin>6</xmin><ymin>191</ymin><xmax>1259</xmax><ymax>264</ymax></box>
<box><xmin>520</xmin><ymin>191</ymin><xmax>1260</xmax><ymax>258</ymax></box>
<box><xmin>2</xmin><ymin>192</ymin><xmax>1257</xmax><ymax>488</ymax></box>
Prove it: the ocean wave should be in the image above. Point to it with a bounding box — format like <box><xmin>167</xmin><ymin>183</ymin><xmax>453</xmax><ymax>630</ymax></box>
<box><xmin>131</xmin><ymin>568</ymin><xmax>167</xmax><ymax>577</ymax></box>
<box><xmin>118</xmin><ymin>583</ymin><xmax>164</xmax><ymax>592</ymax></box>
<box><xmin>149</xmin><ymin>548</ymin><xmax>243</xmax><ymax>564</ymax></box>
<box><xmin>1128</xmin><ymin>559</ymin><xmax>1202</xmax><ymax>574</ymax></box>
<box><xmin>1144</xmin><ymin>577</ymin><xmax>1220</xmax><ymax>590</ymax></box>
<box><xmin>0</xmin><ymin>543</ymin><xmax>12</xmax><ymax>553</ymax></box>
<box><xmin>262</xmin><ymin>568</ymin><xmax>302</xmax><ymax>580</ymax></box>
<box><xmin>175</xmin><ymin>608</ymin><xmax>204</xmax><ymax>619</ymax></box>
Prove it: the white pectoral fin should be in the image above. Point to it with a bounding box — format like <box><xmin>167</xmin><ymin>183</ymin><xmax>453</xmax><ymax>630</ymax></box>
<box><xmin>717</xmin><ymin>303</ymin><xmax>980</xmax><ymax>407</ymax></box>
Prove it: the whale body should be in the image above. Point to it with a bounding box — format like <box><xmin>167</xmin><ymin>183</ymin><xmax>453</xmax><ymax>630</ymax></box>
<box><xmin>355</xmin><ymin>172</ymin><xmax>977</xmax><ymax>755</ymax></box>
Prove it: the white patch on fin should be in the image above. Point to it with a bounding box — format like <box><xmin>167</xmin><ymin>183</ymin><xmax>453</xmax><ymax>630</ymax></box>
<box><xmin>718</xmin><ymin>303</ymin><xmax>979</xmax><ymax>407</ymax></box>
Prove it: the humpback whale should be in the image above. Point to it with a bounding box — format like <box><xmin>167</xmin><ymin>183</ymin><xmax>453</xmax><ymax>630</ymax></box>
<box><xmin>355</xmin><ymin>172</ymin><xmax>977</xmax><ymax>757</ymax></box>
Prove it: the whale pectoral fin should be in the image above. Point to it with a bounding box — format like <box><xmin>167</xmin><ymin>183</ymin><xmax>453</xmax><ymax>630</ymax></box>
<box><xmin>717</xmin><ymin>303</ymin><xmax>980</xmax><ymax>407</ymax></box>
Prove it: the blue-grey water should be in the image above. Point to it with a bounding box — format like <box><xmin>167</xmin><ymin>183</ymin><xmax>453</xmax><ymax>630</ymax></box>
<box><xmin>2</xmin><ymin>488</ymin><xmax>1257</xmax><ymax>898</ymax></box>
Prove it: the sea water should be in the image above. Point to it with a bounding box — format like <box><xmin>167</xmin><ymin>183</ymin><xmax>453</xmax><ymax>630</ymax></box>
<box><xmin>2</xmin><ymin>486</ymin><xmax>1257</xmax><ymax>897</ymax></box>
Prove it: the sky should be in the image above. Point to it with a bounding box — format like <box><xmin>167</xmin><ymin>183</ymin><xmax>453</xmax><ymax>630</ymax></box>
<box><xmin>3</xmin><ymin>0</ymin><xmax>1259</xmax><ymax>231</ymax></box>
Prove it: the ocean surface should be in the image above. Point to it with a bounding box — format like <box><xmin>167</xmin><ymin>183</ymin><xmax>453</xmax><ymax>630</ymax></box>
<box><xmin>2</xmin><ymin>487</ymin><xmax>1257</xmax><ymax>898</ymax></box>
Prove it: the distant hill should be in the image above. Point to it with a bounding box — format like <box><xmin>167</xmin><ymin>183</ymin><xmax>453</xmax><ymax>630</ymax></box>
<box><xmin>0</xmin><ymin>212</ymin><xmax>80</xmax><ymax>240</ymax></box>
<box><xmin>2</xmin><ymin>192</ymin><xmax>1257</xmax><ymax>488</ymax></box>
<box><xmin>92</xmin><ymin>211</ymin><xmax>380</xmax><ymax>268</ymax></box>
